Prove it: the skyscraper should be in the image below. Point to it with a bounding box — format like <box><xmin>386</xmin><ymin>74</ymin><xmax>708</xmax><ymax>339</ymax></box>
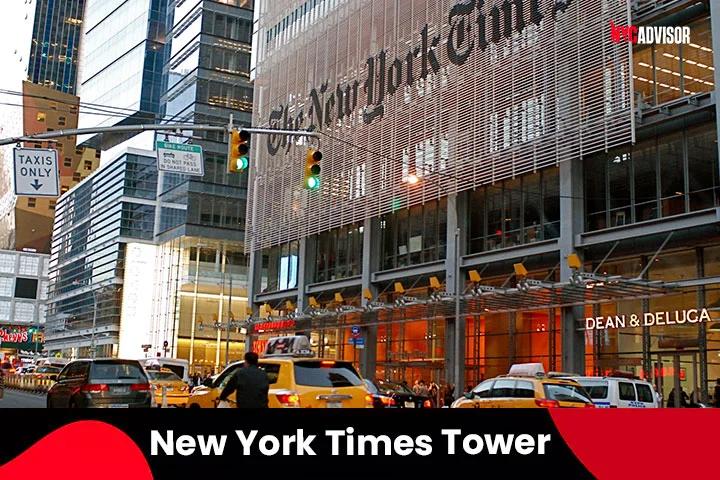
<box><xmin>0</xmin><ymin>0</ymin><xmax>100</xmax><ymax>255</ymax></box>
<box><xmin>27</xmin><ymin>0</ymin><xmax>86</xmax><ymax>94</ymax></box>
<box><xmin>76</xmin><ymin>0</ymin><xmax>170</xmax><ymax>150</ymax></box>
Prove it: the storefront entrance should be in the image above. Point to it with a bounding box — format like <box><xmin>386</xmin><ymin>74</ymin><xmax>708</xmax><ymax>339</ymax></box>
<box><xmin>655</xmin><ymin>351</ymin><xmax>700</xmax><ymax>407</ymax></box>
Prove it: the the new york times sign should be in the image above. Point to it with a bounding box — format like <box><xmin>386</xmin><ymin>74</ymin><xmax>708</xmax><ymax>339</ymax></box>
<box><xmin>266</xmin><ymin>0</ymin><xmax>579</xmax><ymax>156</ymax></box>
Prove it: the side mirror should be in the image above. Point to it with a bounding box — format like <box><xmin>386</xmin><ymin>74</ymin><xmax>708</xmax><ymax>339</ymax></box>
<box><xmin>49</xmin><ymin>375</ymin><xmax>58</xmax><ymax>381</ymax></box>
<box><xmin>202</xmin><ymin>378</ymin><xmax>213</xmax><ymax>387</ymax></box>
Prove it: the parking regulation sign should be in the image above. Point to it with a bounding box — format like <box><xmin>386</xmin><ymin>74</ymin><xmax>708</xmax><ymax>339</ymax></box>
<box><xmin>13</xmin><ymin>148</ymin><xmax>59</xmax><ymax>197</ymax></box>
<box><xmin>350</xmin><ymin>325</ymin><xmax>361</xmax><ymax>338</ymax></box>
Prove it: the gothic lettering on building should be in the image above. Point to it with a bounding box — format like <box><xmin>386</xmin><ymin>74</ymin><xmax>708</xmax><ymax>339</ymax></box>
<box><xmin>266</xmin><ymin>0</ymin><xmax>575</xmax><ymax>157</ymax></box>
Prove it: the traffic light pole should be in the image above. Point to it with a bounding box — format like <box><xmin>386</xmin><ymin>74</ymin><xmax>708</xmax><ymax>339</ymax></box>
<box><xmin>0</xmin><ymin>123</ymin><xmax>319</xmax><ymax>146</ymax></box>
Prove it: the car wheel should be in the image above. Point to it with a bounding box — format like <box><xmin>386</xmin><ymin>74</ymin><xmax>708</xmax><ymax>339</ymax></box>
<box><xmin>189</xmin><ymin>403</ymin><xmax>200</xmax><ymax>409</ymax></box>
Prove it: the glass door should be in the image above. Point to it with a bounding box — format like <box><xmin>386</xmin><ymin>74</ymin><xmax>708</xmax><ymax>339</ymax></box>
<box><xmin>656</xmin><ymin>352</ymin><xmax>699</xmax><ymax>407</ymax></box>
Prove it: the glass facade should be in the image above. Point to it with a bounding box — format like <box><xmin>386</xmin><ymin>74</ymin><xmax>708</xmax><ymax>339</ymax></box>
<box><xmin>45</xmin><ymin>152</ymin><xmax>158</xmax><ymax>356</ymax></box>
<box><xmin>27</xmin><ymin>0</ymin><xmax>86</xmax><ymax>93</ymax></box>
<box><xmin>585</xmin><ymin>121</ymin><xmax>719</xmax><ymax>231</ymax></box>
<box><xmin>78</xmin><ymin>0</ymin><xmax>169</xmax><ymax>141</ymax></box>
<box><xmin>468</xmin><ymin>169</ymin><xmax>560</xmax><ymax>253</ymax></box>
<box><xmin>380</xmin><ymin>199</ymin><xmax>447</xmax><ymax>270</ymax></box>
<box><xmin>633</xmin><ymin>16</ymin><xmax>714</xmax><ymax>107</ymax></box>
<box><xmin>314</xmin><ymin>222</ymin><xmax>363</xmax><ymax>283</ymax></box>
<box><xmin>156</xmin><ymin>0</ymin><xmax>254</xmax><ymax>240</ymax></box>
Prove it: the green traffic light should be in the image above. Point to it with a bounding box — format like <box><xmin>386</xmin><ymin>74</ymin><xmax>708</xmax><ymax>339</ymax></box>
<box><xmin>306</xmin><ymin>177</ymin><xmax>320</xmax><ymax>190</ymax></box>
<box><xmin>237</xmin><ymin>157</ymin><xmax>249</xmax><ymax>170</ymax></box>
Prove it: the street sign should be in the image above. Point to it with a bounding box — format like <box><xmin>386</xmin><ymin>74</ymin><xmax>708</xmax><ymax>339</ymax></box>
<box><xmin>13</xmin><ymin>148</ymin><xmax>59</xmax><ymax>197</ymax></box>
<box><xmin>156</xmin><ymin>141</ymin><xmax>204</xmax><ymax>176</ymax></box>
<box><xmin>350</xmin><ymin>325</ymin><xmax>360</xmax><ymax>338</ymax></box>
<box><xmin>353</xmin><ymin>337</ymin><xmax>365</xmax><ymax>349</ymax></box>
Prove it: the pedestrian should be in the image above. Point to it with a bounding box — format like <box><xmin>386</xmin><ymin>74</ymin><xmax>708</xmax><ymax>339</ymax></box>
<box><xmin>443</xmin><ymin>384</ymin><xmax>455</xmax><ymax>407</ymax></box>
<box><xmin>416</xmin><ymin>379</ymin><xmax>429</xmax><ymax>398</ymax></box>
<box><xmin>218</xmin><ymin>352</ymin><xmax>269</xmax><ymax>408</ymax></box>
<box><xmin>714</xmin><ymin>379</ymin><xmax>720</xmax><ymax>408</ymax></box>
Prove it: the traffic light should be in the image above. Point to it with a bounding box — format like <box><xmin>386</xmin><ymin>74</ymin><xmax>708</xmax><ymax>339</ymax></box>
<box><xmin>228</xmin><ymin>129</ymin><xmax>250</xmax><ymax>173</ymax></box>
<box><xmin>304</xmin><ymin>149</ymin><xmax>322</xmax><ymax>190</ymax></box>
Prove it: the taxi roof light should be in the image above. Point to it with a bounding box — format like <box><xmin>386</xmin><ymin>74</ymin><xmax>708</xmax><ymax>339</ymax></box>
<box><xmin>261</xmin><ymin>335</ymin><xmax>316</xmax><ymax>358</ymax></box>
<box><xmin>507</xmin><ymin>363</ymin><xmax>546</xmax><ymax>378</ymax></box>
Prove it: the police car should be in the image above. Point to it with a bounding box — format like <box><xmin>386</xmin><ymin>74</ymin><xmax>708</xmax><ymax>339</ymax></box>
<box><xmin>557</xmin><ymin>371</ymin><xmax>659</xmax><ymax>408</ymax></box>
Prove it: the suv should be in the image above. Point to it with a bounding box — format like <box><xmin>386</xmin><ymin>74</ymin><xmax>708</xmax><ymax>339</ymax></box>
<box><xmin>47</xmin><ymin>359</ymin><xmax>154</xmax><ymax>408</ymax></box>
<box><xmin>188</xmin><ymin>335</ymin><xmax>372</xmax><ymax>408</ymax></box>
<box><xmin>451</xmin><ymin>363</ymin><xmax>595</xmax><ymax>408</ymax></box>
<box><xmin>560</xmin><ymin>371</ymin><xmax>659</xmax><ymax>408</ymax></box>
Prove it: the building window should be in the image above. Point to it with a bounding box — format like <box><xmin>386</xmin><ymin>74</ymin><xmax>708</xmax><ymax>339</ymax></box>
<box><xmin>0</xmin><ymin>301</ymin><xmax>10</xmax><ymax>321</ymax></box>
<box><xmin>634</xmin><ymin>16</ymin><xmax>714</xmax><ymax>107</ymax></box>
<box><xmin>73</xmin><ymin>172</ymin><xmax>81</xmax><ymax>182</ymax></box>
<box><xmin>0</xmin><ymin>277</ymin><xmax>12</xmax><ymax>296</ymax></box>
<box><xmin>61</xmin><ymin>185</ymin><xmax>69</xmax><ymax>193</ymax></box>
<box><xmin>260</xmin><ymin>241</ymin><xmax>299</xmax><ymax>293</ymax></box>
<box><xmin>314</xmin><ymin>222</ymin><xmax>363</xmax><ymax>283</ymax></box>
<box><xmin>58</xmin><ymin>116</ymin><xmax>66</xmax><ymax>126</ymax></box>
<box><xmin>27</xmin><ymin>198</ymin><xmax>36</xmax><ymax>208</ymax></box>
<box><xmin>585</xmin><ymin>121</ymin><xmax>719</xmax><ymax>232</ymax></box>
<box><xmin>18</xmin><ymin>256</ymin><xmax>39</xmax><ymax>276</ymax></box>
<box><xmin>13</xmin><ymin>302</ymin><xmax>35</xmax><ymax>322</ymax></box>
<box><xmin>468</xmin><ymin>169</ymin><xmax>560</xmax><ymax>253</ymax></box>
<box><xmin>36</xmin><ymin>112</ymin><xmax>46</xmax><ymax>122</ymax></box>
<box><xmin>75</xmin><ymin>148</ymin><xmax>83</xmax><ymax>155</ymax></box>
<box><xmin>14</xmin><ymin>278</ymin><xmax>38</xmax><ymax>299</ymax></box>
<box><xmin>84</xmin><ymin>160</ymin><xmax>92</xmax><ymax>171</ymax></box>
<box><xmin>34</xmin><ymin>143</ymin><xmax>42</xmax><ymax>148</ymax></box>
<box><xmin>64</xmin><ymin>158</ymin><xmax>72</xmax><ymax>167</ymax></box>
<box><xmin>380</xmin><ymin>199</ymin><xmax>447</xmax><ymax>270</ymax></box>
<box><xmin>0</xmin><ymin>253</ymin><xmax>15</xmax><ymax>273</ymax></box>
<box><xmin>49</xmin><ymin>201</ymin><xmax>56</xmax><ymax>210</ymax></box>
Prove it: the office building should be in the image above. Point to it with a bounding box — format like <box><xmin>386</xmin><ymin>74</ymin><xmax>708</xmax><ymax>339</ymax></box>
<box><xmin>77</xmin><ymin>0</ymin><xmax>170</xmax><ymax>150</ymax></box>
<box><xmin>0</xmin><ymin>1</ymin><xmax>100</xmax><ymax>254</ymax></box>
<box><xmin>246</xmin><ymin>0</ymin><xmax>720</xmax><ymax>404</ymax></box>
<box><xmin>28</xmin><ymin>0</ymin><xmax>86</xmax><ymax>94</ymax></box>
<box><xmin>149</xmin><ymin>0</ymin><xmax>254</xmax><ymax>374</ymax></box>
<box><xmin>44</xmin><ymin>148</ymin><xmax>159</xmax><ymax>358</ymax></box>
<box><xmin>0</xmin><ymin>249</ymin><xmax>49</xmax><ymax>359</ymax></box>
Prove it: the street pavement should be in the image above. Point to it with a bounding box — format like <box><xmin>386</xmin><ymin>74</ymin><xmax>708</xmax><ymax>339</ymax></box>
<box><xmin>0</xmin><ymin>389</ymin><xmax>46</xmax><ymax>408</ymax></box>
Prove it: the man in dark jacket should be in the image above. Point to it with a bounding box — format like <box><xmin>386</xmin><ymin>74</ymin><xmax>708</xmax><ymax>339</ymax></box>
<box><xmin>219</xmin><ymin>352</ymin><xmax>269</xmax><ymax>408</ymax></box>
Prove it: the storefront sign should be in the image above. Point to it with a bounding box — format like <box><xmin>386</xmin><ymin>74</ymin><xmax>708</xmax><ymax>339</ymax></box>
<box><xmin>253</xmin><ymin>320</ymin><xmax>295</xmax><ymax>334</ymax></box>
<box><xmin>585</xmin><ymin>309</ymin><xmax>712</xmax><ymax>331</ymax></box>
<box><xmin>0</xmin><ymin>325</ymin><xmax>43</xmax><ymax>350</ymax></box>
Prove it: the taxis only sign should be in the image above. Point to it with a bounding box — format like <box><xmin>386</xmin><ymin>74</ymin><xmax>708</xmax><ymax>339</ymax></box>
<box><xmin>150</xmin><ymin>429</ymin><xmax>552</xmax><ymax>457</ymax></box>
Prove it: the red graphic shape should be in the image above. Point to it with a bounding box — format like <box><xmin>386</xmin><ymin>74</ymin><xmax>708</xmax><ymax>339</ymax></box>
<box><xmin>0</xmin><ymin>420</ymin><xmax>152</xmax><ymax>480</ymax></box>
<box><xmin>550</xmin><ymin>410</ymin><xmax>718</xmax><ymax>479</ymax></box>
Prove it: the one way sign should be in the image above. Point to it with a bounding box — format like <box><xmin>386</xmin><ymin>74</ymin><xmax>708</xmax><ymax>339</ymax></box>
<box><xmin>13</xmin><ymin>148</ymin><xmax>60</xmax><ymax>197</ymax></box>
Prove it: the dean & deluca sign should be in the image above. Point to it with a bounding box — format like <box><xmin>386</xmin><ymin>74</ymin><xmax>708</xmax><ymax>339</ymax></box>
<box><xmin>585</xmin><ymin>309</ymin><xmax>712</xmax><ymax>331</ymax></box>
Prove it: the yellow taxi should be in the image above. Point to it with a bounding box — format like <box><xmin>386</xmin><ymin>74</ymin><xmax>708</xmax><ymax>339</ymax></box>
<box><xmin>187</xmin><ymin>335</ymin><xmax>372</xmax><ymax>409</ymax></box>
<box><xmin>451</xmin><ymin>363</ymin><xmax>595</xmax><ymax>409</ymax></box>
<box><xmin>146</xmin><ymin>368</ymin><xmax>190</xmax><ymax>407</ymax></box>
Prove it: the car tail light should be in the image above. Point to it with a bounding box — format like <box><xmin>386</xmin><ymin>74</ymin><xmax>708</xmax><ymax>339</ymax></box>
<box><xmin>535</xmin><ymin>398</ymin><xmax>560</xmax><ymax>408</ymax></box>
<box><xmin>585</xmin><ymin>403</ymin><xmax>595</xmax><ymax>408</ymax></box>
<box><xmin>379</xmin><ymin>396</ymin><xmax>395</xmax><ymax>406</ymax></box>
<box><xmin>180</xmin><ymin>385</ymin><xmax>188</xmax><ymax>392</ymax></box>
<box><xmin>130</xmin><ymin>383</ymin><xmax>151</xmax><ymax>392</ymax></box>
<box><xmin>365</xmin><ymin>394</ymin><xmax>373</xmax><ymax>407</ymax></box>
<box><xmin>423</xmin><ymin>399</ymin><xmax>432</xmax><ymax>408</ymax></box>
<box><xmin>81</xmin><ymin>384</ymin><xmax>109</xmax><ymax>393</ymax></box>
<box><xmin>320</xmin><ymin>360</ymin><xmax>336</xmax><ymax>368</ymax></box>
<box><xmin>276</xmin><ymin>391</ymin><xmax>301</xmax><ymax>407</ymax></box>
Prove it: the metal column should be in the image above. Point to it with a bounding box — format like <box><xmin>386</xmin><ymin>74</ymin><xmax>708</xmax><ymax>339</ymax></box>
<box><xmin>711</xmin><ymin>6</ymin><xmax>720</xmax><ymax>167</ymax></box>
<box><xmin>697</xmin><ymin>247</ymin><xmax>708</xmax><ymax>404</ymax></box>
<box><xmin>359</xmin><ymin>217</ymin><xmax>380</xmax><ymax>378</ymax></box>
<box><xmin>559</xmin><ymin>158</ymin><xmax>586</xmax><ymax>374</ymax></box>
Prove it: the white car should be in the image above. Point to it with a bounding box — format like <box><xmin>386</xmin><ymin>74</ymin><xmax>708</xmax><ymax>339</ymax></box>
<box><xmin>562</xmin><ymin>372</ymin><xmax>658</xmax><ymax>408</ymax></box>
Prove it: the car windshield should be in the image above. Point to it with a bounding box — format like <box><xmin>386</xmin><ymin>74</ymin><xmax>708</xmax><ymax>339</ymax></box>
<box><xmin>575</xmin><ymin>379</ymin><xmax>609</xmax><ymax>399</ymax></box>
<box><xmin>147</xmin><ymin>371</ymin><xmax>182</xmax><ymax>382</ymax></box>
<box><xmin>374</xmin><ymin>380</ymin><xmax>415</xmax><ymax>395</ymax></box>
<box><xmin>293</xmin><ymin>361</ymin><xmax>363</xmax><ymax>388</ymax></box>
<box><xmin>36</xmin><ymin>366</ymin><xmax>60</xmax><ymax>373</ymax></box>
<box><xmin>364</xmin><ymin>379</ymin><xmax>378</xmax><ymax>393</ymax></box>
<box><xmin>543</xmin><ymin>383</ymin><xmax>593</xmax><ymax>404</ymax></box>
<box><xmin>89</xmin><ymin>361</ymin><xmax>147</xmax><ymax>381</ymax></box>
